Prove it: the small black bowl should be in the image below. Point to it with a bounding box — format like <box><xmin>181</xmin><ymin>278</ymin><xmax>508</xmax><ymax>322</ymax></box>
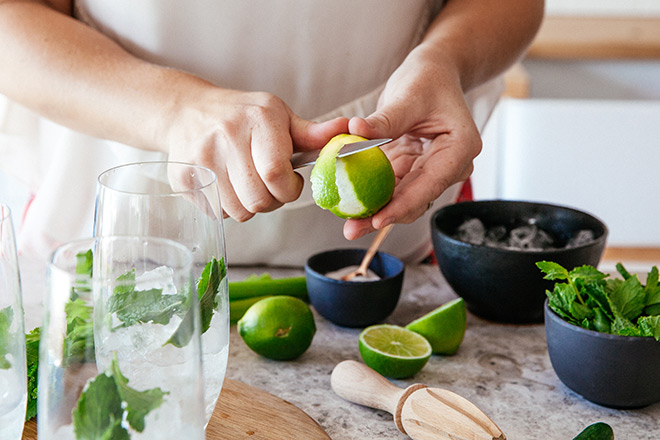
<box><xmin>304</xmin><ymin>248</ymin><xmax>404</xmax><ymax>328</ymax></box>
<box><xmin>431</xmin><ymin>200</ymin><xmax>608</xmax><ymax>323</ymax></box>
<box><xmin>545</xmin><ymin>300</ymin><xmax>660</xmax><ymax>408</ymax></box>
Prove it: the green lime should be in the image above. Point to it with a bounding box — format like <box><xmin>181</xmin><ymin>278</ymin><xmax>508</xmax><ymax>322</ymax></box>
<box><xmin>237</xmin><ymin>296</ymin><xmax>316</xmax><ymax>361</ymax></box>
<box><xmin>310</xmin><ymin>134</ymin><xmax>395</xmax><ymax>219</ymax></box>
<box><xmin>405</xmin><ymin>298</ymin><xmax>466</xmax><ymax>355</ymax></box>
<box><xmin>358</xmin><ymin>324</ymin><xmax>432</xmax><ymax>379</ymax></box>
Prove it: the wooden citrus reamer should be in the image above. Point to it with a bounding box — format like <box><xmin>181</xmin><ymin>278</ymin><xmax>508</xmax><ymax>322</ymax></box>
<box><xmin>331</xmin><ymin>360</ymin><xmax>506</xmax><ymax>440</ymax></box>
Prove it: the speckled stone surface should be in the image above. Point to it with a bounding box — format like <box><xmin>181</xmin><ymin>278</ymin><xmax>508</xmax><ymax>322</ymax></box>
<box><xmin>226</xmin><ymin>264</ymin><xmax>660</xmax><ymax>440</ymax></box>
<box><xmin>20</xmin><ymin>258</ymin><xmax>660</xmax><ymax>439</ymax></box>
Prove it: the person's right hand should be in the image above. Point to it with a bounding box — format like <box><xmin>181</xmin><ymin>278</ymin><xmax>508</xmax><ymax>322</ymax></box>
<box><xmin>165</xmin><ymin>88</ymin><xmax>349</xmax><ymax>222</ymax></box>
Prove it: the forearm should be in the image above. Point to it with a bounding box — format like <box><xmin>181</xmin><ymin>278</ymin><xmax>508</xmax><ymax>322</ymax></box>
<box><xmin>418</xmin><ymin>0</ymin><xmax>544</xmax><ymax>92</ymax></box>
<box><xmin>0</xmin><ymin>1</ymin><xmax>209</xmax><ymax>151</ymax></box>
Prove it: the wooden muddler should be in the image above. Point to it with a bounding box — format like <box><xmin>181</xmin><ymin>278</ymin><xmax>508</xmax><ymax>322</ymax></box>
<box><xmin>331</xmin><ymin>360</ymin><xmax>506</xmax><ymax>440</ymax></box>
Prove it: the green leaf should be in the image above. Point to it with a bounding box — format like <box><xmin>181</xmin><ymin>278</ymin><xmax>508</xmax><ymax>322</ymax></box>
<box><xmin>644</xmin><ymin>303</ymin><xmax>660</xmax><ymax>316</ymax></box>
<box><xmin>25</xmin><ymin>327</ymin><xmax>40</xmax><ymax>421</ymax></box>
<box><xmin>63</xmin><ymin>299</ymin><xmax>95</xmax><ymax>365</ymax></box>
<box><xmin>568</xmin><ymin>265</ymin><xmax>608</xmax><ymax>283</ymax></box>
<box><xmin>537</xmin><ymin>261</ymin><xmax>569</xmax><ymax>280</ymax></box>
<box><xmin>583</xmin><ymin>282</ymin><xmax>613</xmax><ymax>321</ymax></box>
<box><xmin>111</xmin><ymin>356</ymin><xmax>167</xmax><ymax>433</ymax></box>
<box><xmin>72</xmin><ymin>372</ymin><xmax>128</xmax><ymax>440</ymax></box>
<box><xmin>643</xmin><ymin>266</ymin><xmax>660</xmax><ymax>306</ymax></box>
<box><xmin>166</xmin><ymin>257</ymin><xmax>226</xmax><ymax>347</ymax></box>
<box><xmin>639</xmin><ymin>316</ymin><xmax>660</xmax><ymax>341</ymax></box>
<box><xmin>615</xmin><ymin>262</ymin><xmax>632</xmax><ymax>280</ymax></box>
<box><xmin>546</xmin><ymin>284</ymin><xmax>579</xmax><ymax>324</ymax></box>
<box><xmin>0</xmin><ymin>306</ymin><xmax>14</xmax><ymax>369</ymax></box>
<box><xmin>108</xmin><ymin>287</ymin><xmax>186</xmax><ymax>328</ymax></box>
<box><xmin>608</xmin><ymin>275</ymin><xmax>646</xmax><ymax>321</ymax></box>
<box><xmin>592</xmin><ymin>308</ymin><xmax>611</xmax><ymax>333</ymax></box>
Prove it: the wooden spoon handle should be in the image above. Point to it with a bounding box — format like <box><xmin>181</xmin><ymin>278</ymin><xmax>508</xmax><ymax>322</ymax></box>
<box><xmin>359</xmin><ymin>224</ymin><xmax>394</xmax><ymax>273</ymax></box>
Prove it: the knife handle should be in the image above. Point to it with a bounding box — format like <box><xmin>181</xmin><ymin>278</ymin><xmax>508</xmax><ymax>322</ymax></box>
<box><xmin>330</xmin><ymin>360</ymin><xmax>426</xmax><ymax>433</ymax></box>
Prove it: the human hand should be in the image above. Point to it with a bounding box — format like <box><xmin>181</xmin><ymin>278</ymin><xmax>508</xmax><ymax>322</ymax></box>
<box><xmin>345</xmin><ymin>48</ymin><xmax>482</xmax><ymax>240</ymax></box>
<box><xmin>166</xmin><ymin>88</ymin><xmax>349</xmax><ymax>221</ymax></box>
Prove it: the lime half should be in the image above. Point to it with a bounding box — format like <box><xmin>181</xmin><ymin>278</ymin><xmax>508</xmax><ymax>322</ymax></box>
<box><xmin>358</xmin><ymin>324</ymin><xmax>432</xmax><ymax>379</ymax></box>
<box><xmin>310</xmin><ymin>134</ymin><xmax>395</xmax><ymax>219</ymax></box>
<box><xmin>405</xmin><ymin>298</ymin><xmax>466</xmax><ymax>355</ymax></box>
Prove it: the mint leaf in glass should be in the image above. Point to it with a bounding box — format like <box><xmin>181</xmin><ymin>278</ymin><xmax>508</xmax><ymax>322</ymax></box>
<box><xmin>0</xmin><ymin>306</ymin><xmax>14</xmax><ymax>369</ymax></box>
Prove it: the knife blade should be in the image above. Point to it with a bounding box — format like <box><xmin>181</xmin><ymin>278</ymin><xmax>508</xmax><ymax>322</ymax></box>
<box><xmin>290</xmin><ymin>138</ymin><xmax>392</xmax><ymax>169</ymax></box>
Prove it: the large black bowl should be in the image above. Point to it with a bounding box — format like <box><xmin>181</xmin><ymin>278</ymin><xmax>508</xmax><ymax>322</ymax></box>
<box><xmin>305</xmin><ymin>248</ymin><xmax>404</xmax><ymax>328</ymax></box>
<box><xmin>545</xmin><ymin>300</ymin><xmax>660</xmax><ymax>408</ymax></box>
<box><xmin>431</xmin><ymin>200</ymin><xmax>608</xmax><ymax>323</ymax></box>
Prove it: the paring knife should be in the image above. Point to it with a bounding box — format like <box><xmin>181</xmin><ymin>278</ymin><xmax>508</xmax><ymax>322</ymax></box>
<box><xmin>290</xmin><ymin>138</ymin><xmax>392</xmax><ymax>169</ymax></box>
<box><xmin>331</xmin><ymin>360</ymin><xmax>506</xmax><ymax>440</ymax></box>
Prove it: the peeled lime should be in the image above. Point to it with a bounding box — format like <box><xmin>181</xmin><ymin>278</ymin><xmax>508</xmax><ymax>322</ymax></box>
<box><xmin>310</xmin><ymin>134</ymin><xmax>395</xmax><ymax>219</ymax></box>
<box><xmin>358</xmin><ymin>324</ymin><xmax>431</xmax><ymax>379</ymax></box>
<box><xmin>405</xmin><ymin>298</ymin><xmax>466</xmax><ymax>355</ymax></box>
<box><xmin>238</xmin><ymin>296</ymin><xmax>316</xmax><ymax>361</ymax></box>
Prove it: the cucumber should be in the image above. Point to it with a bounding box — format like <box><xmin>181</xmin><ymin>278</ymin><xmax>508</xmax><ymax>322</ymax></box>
<box><xmin>572</xmin><ymin>422</ymin><xmax>614</xmax><ymax>440</ymax></box>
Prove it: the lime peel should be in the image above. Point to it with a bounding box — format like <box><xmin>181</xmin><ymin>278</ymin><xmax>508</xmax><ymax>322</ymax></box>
<box><xmin>405</xmin><ymin>297</ymin><xmax>467</xmax><ymax>355</ymax></box>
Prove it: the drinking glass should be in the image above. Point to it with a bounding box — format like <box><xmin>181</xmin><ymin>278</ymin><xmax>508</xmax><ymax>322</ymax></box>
<box><xmin>38</xmin><ymin>236</ymin><xmax>205</xmax><ymax>440</ymax></box>
<box><xmin>94</xmin><ymin>161</ymin><xmax>229</xmax><ymax>423</ymax></box>
<box><xmin>0</xmin><ymin>204</ymin><xmax>27</xmax><ymax>440</ymax></box>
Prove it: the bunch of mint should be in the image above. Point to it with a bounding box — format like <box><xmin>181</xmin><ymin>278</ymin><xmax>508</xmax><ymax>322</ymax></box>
<box><xmin>537</xmin><ymin>261</ymin><xmax>660</xmax><ymax>340</ymax></box>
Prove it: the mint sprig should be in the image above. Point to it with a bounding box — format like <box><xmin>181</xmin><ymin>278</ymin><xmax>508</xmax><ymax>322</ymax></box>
<box><xmin>0</xmin><ymin>306</ymin><xmax>15</xmax><ymax>369</ymax></box>
<box><xmin>538</xmin><ymin>261</ymin><xmax>660</xmax><ymax>340</ymax></box>
<box><xmin>72</xmin><ymin>354</ymin><xmax>167</xmax><ymax>439</ymax></box>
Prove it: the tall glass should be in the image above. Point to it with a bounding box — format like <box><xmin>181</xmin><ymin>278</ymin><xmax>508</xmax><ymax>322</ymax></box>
<box><xmin>94</xmin><ymin>161</ymin><xmax>229</xmax><ymax>423</ymax></box>
<box><xmin>38</xmin><ymin>236</ymin><xmax>205</xmax><ymax>439</ymax></box>
<box><xmin>0</xmin><ymin>205</ymin><xmax>27</xmax><ymax>440</ymax></box>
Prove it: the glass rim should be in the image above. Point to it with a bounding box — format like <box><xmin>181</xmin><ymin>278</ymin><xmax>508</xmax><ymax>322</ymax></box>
<box><xmin>97</xmin><ymin>161</ymin><xmax>218</xmax><ymax>196</ymax></box>
<box><xmin>49</xmin><ymin>235</ymin><xmax>194</xmax><ymax>272</ymax></box>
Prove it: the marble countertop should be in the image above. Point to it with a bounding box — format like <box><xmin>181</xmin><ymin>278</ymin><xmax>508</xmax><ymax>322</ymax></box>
<box><xmin>20</xmin><ymin>259</ymin><xmax>660</xmax><ymax>439</ymax></box>
<box><xmin>225</xmin><ymin>264</ymin><xmax>660</xmax><ymax>440</ymax></box>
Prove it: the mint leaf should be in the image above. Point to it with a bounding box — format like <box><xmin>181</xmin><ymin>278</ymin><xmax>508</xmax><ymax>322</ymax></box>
<box><xmin>0</xmin><ymin>306</ymin><xmax>14</xmax><ymax>369</ymax></box>
<box><xmin>108</xmin><ymin>268</ymin><xmax>186</xmax><ymax>329</ymax></box>
<box><xmin>63</xmin><ymin>298</ymin><xmax>95</xmax><ymax>365</ymax></box>
<box><xmin>537</xmin><ymin>261</ymin><xmax>570</xmax><ymax>280</ymax></box>
<box><xmin>166</xmin><ymin>257</ymin><xmax>226</xmax><ymax>348</ymax></box>
<box><xmin>198</xmin><ymin>258</ymin><xmax>226</xmax><ymax>333</ymax></box>
<box><xmin>72</xmin><ymin>372</ymin><xmax>128</xmax><ymax>440</ymax></box>
<box><xmin>568</xmin><ymin>265</ymin><xmax>608</xmax><ymax>283</ymax></box>
<box><xmin>111</xmin><ymin>356</ymin><xmax>167</xmax><ymax>432</ymax></box>
<box><xmin>643</xmin><ymin>266</ymin><xmax>660</xmax><ymax>308</ymax></box>
<box><xmin>608</xmin><ymin>275</ymin><xmax>646</xmax><ymax>321</ymax></box>
<box><xmin>546</xmin><ymin>283</ymin><xmax>579</xmax><ymax>324</ymax></box>
<box><xmin>639</xmin><ymin>316</ymin><xmax>660</xmax><ymax>341</ymax></box>
<box><xmin>25</xmin><ymin>327</ymin><xmax>40</xmax><ymax>421</ymax></box>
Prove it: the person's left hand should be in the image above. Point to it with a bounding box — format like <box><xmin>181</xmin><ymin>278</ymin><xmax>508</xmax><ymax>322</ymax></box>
<box><xmin>345</xmin><ymin>47</ymin><xmax>483</xmax><ymax>240</ymax></box>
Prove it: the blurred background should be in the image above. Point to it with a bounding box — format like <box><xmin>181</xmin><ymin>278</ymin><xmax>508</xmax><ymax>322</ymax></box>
<box><xmin>1</xmin><ymin>0</ymin><xmax>659</xmax><ymax>270</ymax></box>
<box><xmin>473</xmin><ymin>0</ymin><xmax>660</xmax><ymax>272</ymax></box>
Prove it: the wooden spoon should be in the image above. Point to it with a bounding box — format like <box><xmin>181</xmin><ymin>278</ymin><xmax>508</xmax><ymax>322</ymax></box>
<box><xmin>341</xmin><ymin>224</ymin><xmax>394</xmax><ymax>281</ymax></box>
<box><xmin>331</xmin><ymin>360</ymin><xmax>506</xmax><ymax>440</ymax></box>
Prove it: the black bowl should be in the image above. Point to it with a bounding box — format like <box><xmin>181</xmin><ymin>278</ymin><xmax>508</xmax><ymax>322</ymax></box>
<box><xmin>304</xmin><ymin>248</ymin><xmax>404</xmax><ymax>328</ymax></box>
<box><xmin>545</xmin><ymin>300</ymin><xmax>660</xmax><ymax>408</ymax></box>
<box><xmin>431</xmin><ymin>200</ymin><xmax>608</xmax><ymax>323</ymax></box>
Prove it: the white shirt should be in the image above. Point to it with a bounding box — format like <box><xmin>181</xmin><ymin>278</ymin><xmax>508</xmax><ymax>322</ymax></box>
<box><xmin>0</xmin><ymin>0</ymin><xmax>502</xmax><ymax>265</ymax></box>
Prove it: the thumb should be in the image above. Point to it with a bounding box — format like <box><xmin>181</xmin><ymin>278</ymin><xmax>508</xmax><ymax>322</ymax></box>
<box><xmin>348</xmin><ymin>101</ymin><xmax>413</xmax><ymax>140</ymax></box>
<box><xmin>290</xmin><ymin>115</ymin><xmax>350</xmax><ymax>152</ymax></box>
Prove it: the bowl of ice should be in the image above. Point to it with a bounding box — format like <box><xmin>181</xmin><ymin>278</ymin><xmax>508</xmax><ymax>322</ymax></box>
<box><xmin>430</xmin><ymin>200</ymin><xmax>608</xmax><ymax>323</ymax></box>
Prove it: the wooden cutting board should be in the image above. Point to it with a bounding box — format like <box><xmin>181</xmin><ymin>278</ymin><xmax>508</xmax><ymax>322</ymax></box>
<box><xmin>22</xmin><ymin>378</ymin><xmax>330</xmax><ymax>439</ymax></box>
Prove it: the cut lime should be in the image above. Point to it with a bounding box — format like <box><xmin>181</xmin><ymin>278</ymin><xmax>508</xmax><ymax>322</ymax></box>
<box><xmin>405</xmin><ymin>298</ymin><xmax>466</xmax><ymax>355</ymax></box>
<box><xmin>310</xmin><ymin>134</ymin><xmax>395</xmax><ymax>219</ymax></box>
<box><xmin>358</xmin><ymin>324</ymin><xmax>432</xmax><ymax>379</ymax></box>
<box><xmin>238</xmin><ymin>296</ymin><xmax>316</xmax><ymax>361</ymax></box>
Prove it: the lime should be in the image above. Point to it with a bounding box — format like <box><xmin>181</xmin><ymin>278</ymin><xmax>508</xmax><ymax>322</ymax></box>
<box><xmin>405</xmin><ymin>298</ymin><xmax>466</xmax><ymax>355</ymax></box>
<box><xmin>310</xmin><ymin>134</ymin><xmax>395</xmax><ymax>219</ymax></box>
<box><xmin>358</xmin><ymin>324</ymin><xmax>432</xmax><ymax>379</ymax></box>
<box><xmin>237</xmin><ymin>296</ymin><xmax>316</xmax><ymax>361</ymax></box>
